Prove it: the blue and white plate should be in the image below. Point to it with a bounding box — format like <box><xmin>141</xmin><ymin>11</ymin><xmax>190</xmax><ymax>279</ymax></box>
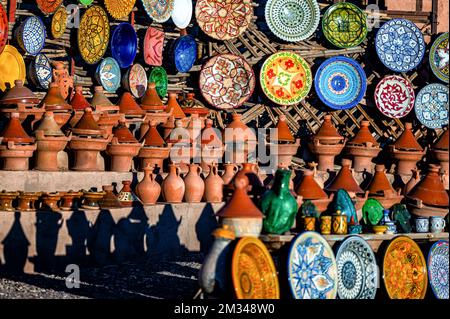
<box><xmin>96</xmin><ymin>57</ymin><xmax>121</xmax><ymax>93</ymax></box>
<box><xmin>288</xmin><ymin>232</ymin><xmax>338</xmax><ymax>299</ymax></box>
<box><xmin>336</xmin><ymin>236</ymin><xmax>378</xmax><ymax>299</ymax></box>
<box><xmin>315</xmin><ymin>56</ymin><xmax>367</xmax><ymax>110</ymax></box>
<box><xmin>29</xmin><ymin>53</ymin><xmax>52</xmax><ymax>89</ymax></box>
<box><xmin>414</xmin><ymin>83</ymin><xmax>448</xmax><ymax>129</ymax></box>
<box><xmin>17</xmin><ymin>16</ymin><xmax>46</xmax><ymax>56</ymax></box>
<box><xmin>428</xmin><ymin>240</ymin><xmax>449</xmax><ymax>300</ymax></box>
<box><xmin>375</xmin><ymin>18</ymin><xmax>425</xmax><ymax>73</ymax></box>
<box><xmin>172</xmin><ymin>35</ymin><xmax>197</xmax><ymax>73</ymax></box>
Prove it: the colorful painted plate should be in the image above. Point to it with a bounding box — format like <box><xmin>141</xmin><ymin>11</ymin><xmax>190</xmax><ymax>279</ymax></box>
<box><xmin>265</xmin><ymin>0</ymin><xmax>320</xmax><ymax>42</ymax></box>
<box><xmin>105</xmin><ymin>0</ymin><xmax>136</xmax><ymax>20</ymax></box>
<box><xmin>428</xmin><ymin>240</ymin><xmax>449</xmax><ymax>299</ymax></box>
<box><xmin>200</xmin><ymin>54</ymin><xmax>255</xmax><ymax>109</ymax></box>
<box><xmin>123</xmin><ymin>63</ymin><xmax>148</xmax><ymax>98</ymax></box>
<box><xmin>17</xmin><ymin>16</ymin><xmax>46</xmax><ymax>56</ymax></box>
<box><xmin>383</xmin><ymin>236</ymin><xmax>428</xmax><ymax>299</ymax></box>
<box><xmin>0</xmin><ymin>3</ymin><xmax>8</xmax><ymax>55</ymax></box>
<box><xmin>142</xmin><ymin>0</ymin><xmax>174</xmax><ymax>23</ymax></box>
<box><xmin>231</xmin><ymin>237</ymin><xmax>280</xmax><ymax>299</ymax></box>
<box><xmin>336</xmin><ymin>236</ymin><xmax>378</xmax><ymax>299</ymax></box>
<box><xmin>322</xmin><ymin>2</ymin><xmax>367</xmax><ymax>49</ymax></box>
<box><xmin>260</xmin><ymin>51</ymin><xmax>312</xmax><ymax>106</ymax></box>
<box><xmin>172</xmin><ymin>35</ymin><xmax>197</xmax><ymax>73</ymax></box>
<box><xmin>79</xmin><ymin>0</ymin><xmax>93</xmax><ymax>5</ymax></box>
<box><xmin>111</xmin><ymin>22</ymin><xmax>137</xmax><ymax>69</ymax></box>
<box><xmin>195</xmin><ymin>0</ymin><xmax>253</xmax><ymax>40</ymax></box>
<box><xmin>143</xmin><ymin>27</ymin><xmax>164</xmax><ymax>66</ymax></box>
<box><xmin>37</xmin><ymin>0</ymin><xmax>63</xmax><ymax>15</ymax></box>
<box><xmin>315</xmin><ymin>56</ymin><xmax>366</xmax><ymax>110</ymax></box>
<box><xmin>51</xmin><ymin>6</ymin><xmax>68</xmax><ymax>39</ymax></box>
<box><xmin>29</xmin><ymin>53</ymin><xmax>53</xmax><ymax>89</ymax></box>
<box><xmin>288</xmin><ymin>232</ymin><xmax>338</xmax><ymax>299</ymax></box>
<box><xmin>78</xmin><ymin>5</ymin><xmax>110</xmax><ymax>65</ymax></box>
<box><xmin>375</xmin><ymin>75</ymin><xmax>415</xmax><ymax>119</ymax></box>
<box><xmin>429</xmin><ymin>33</ymin><xmax>449</xmax><ymax>83</ymax></box>
<box><xmin>414</xmin><ymin>83</ymin><xmax>449</xmax><ymax>129</ymax></box>
<box><xmin>171</xmin><ymin>0</ymin><xmax>192</xmax><ymax>29</ymax></box>
<box><xmin>96</xmin><ymin>57</ymin><xmax>121</xmax><ymax>93</ymax></box>
<box><xmin>0</xmin><ymin>45</ymin><xmax>26</xmax><ymax>91</ymax></box>
<box><xmin>375</xmin><ymin>19</ymin><xmax>425</xmax><ymax>73</ymax></box>
<box><xmin>149</xmin><ymin>66</ymin><xmax>168</xmax><ymax>98</ymax></box>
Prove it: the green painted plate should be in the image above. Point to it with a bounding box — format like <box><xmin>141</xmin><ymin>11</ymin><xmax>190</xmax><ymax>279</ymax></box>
<box><xmin>149</xmin><ymin>66</ymin><xmax>168</xmax><ymax>98</ymax></box>
<box><xmin>362</xmin><ymin>198</ymin><xmax>384</xmax><ymax>226</ymax></box>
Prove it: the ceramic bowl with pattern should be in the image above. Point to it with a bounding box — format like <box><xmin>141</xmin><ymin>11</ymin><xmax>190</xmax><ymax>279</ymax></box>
<box><xmin>111</xmin><ymin>22</ymin><xmax>138</xmax><ymax>69</ymax></box>
<box><xmin>142</xmin><ymin>0</ymin><xmax>174</xmax><ymax>23</ymax></box>
<box><xmin>16</xmin><ymin>16</ymin><xmax>46</xmax><ymax>56</ymax></box>
<box><xmin>29</xmin><ymin>53</ymin><xmax>53</xmax><ymax>89</ymax></box>
<box><xmin>414</xmin><ymin>83</ymin><xmax>448</xmax><ymax>129</ymax></box>
<box><xmin>172</xmin><ymin>35</ymin><xmax>197</xmax><ymax>73</ymax></box>
<box><xmin>429</xmin><ymin>32</ymin><xmax>449</xmax><ymax>83</ymax></box>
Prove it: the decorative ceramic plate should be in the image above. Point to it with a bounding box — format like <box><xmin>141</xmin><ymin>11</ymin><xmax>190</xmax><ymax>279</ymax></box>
<box><xmin>149</xmin><ymin>66</ymin><xmax>168</xmax><ymax>98</ymax></box>
<box><xmin>105</xmin><ymin>0</ymin><xmax>136</xmax><ymax>19</ymax></box>
<box><xmin>78</xmin><ymin>5</ymin><xmax>110</xmax><ymax>65</ymax></box>
<box><xmin>375</xmin><ymin>75</ymin><xmax>415</xmax><ymax>119</ymax></box>
<box><xmin>231</xmin><ymin>237</ymin><xmax>280</xmax><ymax>299</ymax></box>
<box><xmin>428</xmin><ymin>240</ymin><xmax>449</xmax><ymax>299</ymax></box>
<box><xmin>0</xmin><ymin>45</ymin><xmax>26</xmax><ymax>91</ymax></box>
<box><xmin>172</xmin><ymin>35</ymin><xmax>197</xmax><ymax>73</ymax></box>
<box><xmin>29</xmin><ymin>53</ymin><xmax>53</xmax><ymax>89</ymax></box>
<box><xmin>315</xmin><ymin>56</ymin><xmax>366</xmax><ymax>110</ymax></box>
<box><xmin>142</xmin><ymin>0</ymin><xmax>174</xmax><ymax>23</ymax></box>
<box><xmin>260</xmin><ymin>51</ymin><xmax>312</xmax><ymax>106</ymax></box>
<box><xmin>322</xmin><ymin>2</ymin><xmax>367</xmax><ymax>48</ymax></box>
<box><xmin>124</xmin><ymin>63</ymin><xmax>148</xmax><ymax>98</ymax></box>
<box><xmin>172</xmin><ymin>0</ymin><xmax>192</xmax><ymax>29</ymax></box>
<box><xmin>200</xmin><ymin>54</ymin><xmax>255</xmax><ymax>109</ymax></box>
<box><xmin>37</xmin><ymin>0</ymin><xmax>63</xmax><ymax>15</ymax></box>
<box><xmin>51</xmin><ymin>6</ymin><xmax>68</xmax><ymax>39</ymax></box>
<box><xmin>288</xmin><ymin>232</ymin><xmax>338</xmax><ymax>299</ymax></box>
<box><xmin>79</xmin><ymin>0</ymin><xmax>93</xmax><ymax>5</ymax></box>
<box><xmin>96</xmin><ymin>57</ymin><xmax>121</xmax><ymax>93</ymax></box>
<box><xmin>0</xmin><ymin>3</ymin><xmax>8</xmax><ymax>55</ymax></box>
<box><xmin>383</xmin><ymin>236</ymin><xmax>428</xmax><ymax>299</ymax></box>
<box><xmin>195</xmin><ymin>0</ymin><xmax>253</xmax><ymax>40</ymax></box>
<box><xmin>414</xmin><ymin>83</ymin><xmax>449</xmax><ymax>129</ymax></box>
<box><xmin>336</xmin><ymin>236</ymin><xmax>378</xmax><ymax>299</ymax></box>
<box><xmin>375</xmin><ymin>19</ymin><xmax>425</xmax><ymax>73</ymax></box>
<box><xmin>17</xmin><ymin>16</ymin><xmax>46</xmax><ymax>56</ymax></box>
<box><xmin>144</xmin><ymin>27</ymin><xmax>164</xmax><ymax>66</ymax></box>
<box><xmin>111</xmin><ymin>22</ymin><xmax>137</xmax><ymax>69</ymax></box>
<box><xmin>429</xmin><ymin>33</ymin><xmax>449</xmax><ymax>83</ymax></box>
<box><xmin>265</xmin><ymin>0</ymin><xmax>319</xmax><ymax>42</ymax></box>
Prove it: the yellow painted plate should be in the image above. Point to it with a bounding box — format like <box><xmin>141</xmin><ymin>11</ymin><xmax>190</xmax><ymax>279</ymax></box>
<box><xmin>231</xmin><ymin>237</ymin><xmax>280</xmax><ymax>299</ymax></box>
<box><xmin>51</xmin><ymin>6</ymin><xmax>68</xmax><ymax>39</ymax></box>
<box><xmin>105</xmin><ymin>0</ymin><xmax>136</xmax><ymax>19</ymax></box>
<box><xmin>0</xmin><ymin>45</ymin><xmax>26</xmax><ymax>92</ymax></box>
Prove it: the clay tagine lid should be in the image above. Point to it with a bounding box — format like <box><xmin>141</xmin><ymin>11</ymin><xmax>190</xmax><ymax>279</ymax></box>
<box><xmin>314</xmin><ymin>114</ymin><xmax>344</xmax><ymax>144</ymax></box>
<box><xmin>70</xmin><ymin>86</ymin><xmax>91</xmax><ymax>111</ymax></box>
<box><xmin>112</xmin><ymin>121</ymin><xmax>138</xmax><ymax>143</ymax></box>
<box><xmin>141</xmin><ymin>120</ymin><xmax>165</xmax><ymax>147</ymax></box>
<box><xmin>166</xmin><ymin>92</ymin><xmax>186</xmax><ymax>119</ymax></box>
<box><xmin>0</xmin><ymin>113</ymin><xmax>35</xmax><ymax>144</ymax></box>
<box><xmin>295</xmin><ymin>169</ymin><xmax>328</xmax><ymax>200</ymax></box>
<box><xmin>433</xmin><ymin>128</ymin><xmax>449</xmax><ymax>151</ymax></box>
<box><xmin>91</xmin><ymin>86</ymin><xmax>114</xmax><ymax>109</ymax></box>
<box><xmin>326</xmin><ymin>159</ymin><xmax>364</xmax><ymax>194</ymax></box>
<box><xmin>166</xmin><ymin>119</ymin><xmax>190</xmax><ymax>144</ymax></box>
<box><xmin>348</xmin><ymin>121</ymin><xmax>379</xmax><ymax>146</ymax></box>
<box><xmin>274</xmin><ymin>114</ymin><xmax>295</xmax><ymax>143</ymax></box>
<box><xmin>367</xmin><ymin>164</ymin><xmax>396</xmax><ymax>196</ymax></box>
<box><xmin>40</xmin><ymin>82</ymin><xmax>72</xmax><ymax>111</ymax></box>
<box><xmin>181</xmin><ymin>93</ymin><xmax>210</xmax><ymax>116</ymax></box>
<box><xmin>407</xmin><ymin>164</ymin><xmax>449</xmax><ymax>207</ymax></box>
<box><xmin>393</xmin><ymin>123</ymin><xmax>423</xmax><ymax>151</ymax></box>
<box><xmin>34</xmin><ymin>111</ymin><xmax>65</xmax><ymax>137</ymax></box>
<box><xmin>118</xmin><ymin>92</ymin><xmax>145</xmax><ymax>116</ymax></box>
<box><xmin>141</xmin><ymin>82</ymin><xmax>165</xmax><ymax>111</ymax></box>
<box><xmin>224</xmin><ymin>113</ymin><xmax>256</xmax><ymax>144</ymax></box>
<box><xmin>71</xmin><ymin>107</ymin><xmax>104</xmax><ymax>136</ymax></box>
<box><xmin>216</xmin><ymin>174</ymin><xmax>264</xmax><ymax>219</ymax></box>
<box><xmin>0</xmin><ymin>80</ymin><xmax>40</xmax><ymax>105</ymax></box>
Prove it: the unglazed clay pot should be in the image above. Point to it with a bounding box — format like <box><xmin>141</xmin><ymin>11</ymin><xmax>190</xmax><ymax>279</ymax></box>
<box><xmin>0</xmin><ymin>80</ymin><xmax>40</xmax><ymax>106</ymax></box>
<box><xmin>269</xmin><ymin>115</ymin><xmax>300</xmax><ymax>167</ymax></box>
<box><xmin>106</xmin><ymin>121</ymin><xmax>142</xmax><ymax>172</ymax></box>
<box><xmin>118</xmin><ymin>180</ymin><xmax>141</xmax><ymax>207</ymax></box>
<box><xmin>99</xmin><ymin>185</ymin><xmax>122</xmax><ymax>209</ymax></box>
<box><xmin>17</xmin><ymin>192</ymin><xmax>41</xmax><ymax>211</ymax></box>
<box><xmin>366</xmin><ymin>164</ymin><xmax>403</xmax><ymax>209</ymax></box>
<box><xmin>162</xmin><ymin>164</ymin><xmax>185</xmax><ymax>203</ymax></box>
<box><xmin>204</xmin><ymin>163</ymin><xmax>224</xmax><ymax>203</ymax></box>
<box><xmin>295</xmin><ymin>169</ymin><xmax>333</xmax><ymax>214</ymax></box>
<box><xmin>70</xmin><ymin>86</ymin><xmax>90</xmax><ymax>111</ymax></box>
<box><xmin>52</xmin><ymin>61</ymin><xmax>73</xmax><ymax>100</ymax></box>
<box><xmin>184</xmin><ymin>163</ymin><xmax>205</xmax><ymax>203</ymax></box>
<box><xmin>118</xmin><ymin>91</ymin><xmax>145</xmax><ymax>118</ymax></box>
<box><xmin>138</xmin><ymin>120</ymin><xmax>171</xmax><ymax>170</ymax></box>
<box><xmin>40</xmin><ymin>82</ymin><xmax>72</xmax><ymax>127</ymax></box>
<box><xmin>141</xmin><ymin>82</ymin><xmax>165</xmax><ymax>111</ymax></box>
<box><xmin>232</xmin><ymin>162</ymin><xmax>264</xmax><ymax>199</ymax></box>
<box><xmin>222</xmin><ymin>162</ymin><xmax>239</xmax><ymax>185</ymax></box>
<box><xmin>223</xmin><ymin>113</ymin><xmax>257</xmax><ymax>164</ymax></box>
<box><xmin>136</xmin><ymin>165</ymin><xmax>161</xmax><ymax>205</ymax></box>
<box><xmin>432</xmin><ymin>129</ymin><xmax>449</xmax><ymax>188</ymax></box>
<box><xmin>390</xmin><ymin>123</ymin><xmax>425</xmax><ymax>176</ymax></box>
<box><xmin>0</xmin><ymin>191</ymin><xmax>18</xmax><ymax>211</ymax></box>
<box><xmin>166</xmin><ymin>92</ymin><xmax>186</xmax><ymax>119</ymax></box>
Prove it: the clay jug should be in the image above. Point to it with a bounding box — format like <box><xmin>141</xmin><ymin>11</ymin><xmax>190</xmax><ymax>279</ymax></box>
<box><xmin>118</xmin><ymin>181</ymin><xmax>141</xmax><ymax>207</ymax></box>
<box><xmin>52</xmin><ymin>61</ymin><xmax>73</xmax><ymax>100</ymax></box>
<box><xmin>204</xmin><ymin>163</ymin><xmax>224</xmax><ymax>203</ymax></box>
<box><xmin>136</xmin><ymin>166</ymin><xmax>161</xmax><ymax>205</ymax></box>
<box><xmin>162</xmin><ymin>164</ymin><xmax>185</xmax><ymax>203</ymax></box>
<box><xmin>184</xmin><ymin>163</ymin><xmax>205</xmax><ymax>203</ymax></box>
<box><xmin>222</xmin><ymin>162</ymin><xmax>239</xmax><ymax>185</ymax></box>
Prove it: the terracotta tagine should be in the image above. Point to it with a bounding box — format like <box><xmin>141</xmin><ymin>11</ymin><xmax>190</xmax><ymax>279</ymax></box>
<box><xmin>40</xmin><ymin>82</ymin><xmax>72</xmax><ymax>127</ymax></box>
<box><xmin>295</xmin><ymin>169</ymin><xmax>333</xmax><ymax>214</ymax></box>
<box><xmin>406</xmin><ymin>164</ymin><xmax>449</xmax><ymax>217</ymax></box>
<box><xmin>201</xmin><ymin>119</ymin><xmax>224</xmax><ymax>173</ymax></box>
<box><xmin>162</xmin><ymin>163</ymin><xmax>185</xmax><ymax>203</ymax></box>
<box><xmin>60</xmin><ymin>191</ymin><xmax>83</xmax><ymax>211</ymax></box>
<box><xmin>180</xmin><ymin>93</ymin><xmax>210</xmax><ymax>118</ymax></box>
<box><xmin>141</xmin><ymin>82</ymin><xmax>166</xmax><ymax>112</ymax></box>
<box><xmin>183</xmin><ymin>163</ymin><xmax>205</xmax><ymax>203</ymax></box>
<box><xmin>52</xmin><ymin>61</ymin><xmax>74</xmax><ymax>100</ymax></box>
<box><xmin>223</xmin><ymin>113</ymin><xmax>257</xmax><ymax>164</ymax></box>
<box><xmin>138</xmin><ymin>120</ymin><xmax>171</xmax><ymax>170</ymax></box>
<box><xmin>136</xmin><ymin>165</ymin><xmax>161</xmax><ymax>205</ymax></box>
<box><xmin>216</xmin><ymin>174</ymin><xmax>264</xmax><ymax>238</ymax></box>
<box><xmin>432</xmin><ymin>128</ymin><xmax>449</xmax><ymax>188</ymax></box>
<box><xmin>40</xmin><ymin>192</ymin><xmax>62</xmax><ymax>211</ymax></box>
<box><xmin>140</xmin><ymin>108</ymin><xmax>173</xmax><ymax>139</ymax></box>
<box><xmin>0</xmin><ymin>113</ymin><xmax>37</xmax><ymax>170</ymax></box>
<box><xmin>345</xmin><ymin>121</ymin><xmax>381</xmax><ymax>173</ymax></box>
<box><xmin>222</xmin><ymin>162</ymin><xmax>239</xmax><ymax>186</ymax></box>
<box><xmin>366</xmin><ymin>164</ymin><xmax>403</xmax><ymax>209</ymax></box>
<box><xmin>69</xmin><ymin>86</ymin><xmax>91</xmax><ymax>127</ymax></box>
<box><xmin>91</xmin><ymin>87</ymin><xmax>121</xmax><ymax>136</ymax></box>
<box><xmin>0</xmin><ymin>191</ymin><xmax>18</xmax><ymax>211</ymax></box>
<box><xmin>17</xmin><ymin>192</ymin><xmax>41</xmax><ymax>211</ymax></box>
<box><xmin>187</xmin><ymin>113</ymin><xmax>204</xmax><ymax>141</ymax></box>
<box><xmin>162</xmin><ymin>115</ymin><xmax>176</xmax><ymax>140</ymax></box>
<box><xmin>81</xmin><ymin>190</ymin><xmax>106</xmax><ymax>210</ymax></box>
<box><xmin>167</xmin><ymin>119</ymin><xmax>193</xmax><ymax>174</ymax></box>
<box><xmin>390</xmin><ymin>123</ymin><xmax>425</xmax><ymax>176</ymax></box>
<box><xmin>106</xmin><ymin>120</ymin><xmax>142</xmax><ymax>172</ymax></box>
<box><xmin>167</xmin><ymin>92</ymin><xmax>186</xmax><ymax>119</ymax></box>
<box><xmin>231</xmin><ymin>162</ymin><xmax>265</xmax><ymax>201</ymax></box>
<box><xmin>90</xmin><ymin>86</ymin><xmax>114</xmax><ymax>109</ymax></box>
<box><xmin>98</xmin><ymin>185</ymin><xmax>122</xmax><ymax>209</ymax></box>
<box><xmin>270</xmin><ymin>115</ymin><xmax>300</xmax><ymax>167</ymax></box>
<box><xmin>118</xmin><ymin>91</ymin><xmax>146</xmax><ymax>118</ymax></box>
<box><xmin>204</xmin><ymin>163</ymin><xmax>224</xmax><ymax>203</ymax></box>
<box><xmin>118</xmin><ymin>180</ymin><xmax>142</xmax><ymax>207</ymax></box>
<box><xmin>308</xmin><ymin>114</ymin><xmax>346</xmax><ymax>172</ymax></box>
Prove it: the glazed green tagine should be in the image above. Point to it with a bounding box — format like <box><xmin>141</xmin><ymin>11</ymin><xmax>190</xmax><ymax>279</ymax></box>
<box><xmin>332</xmin><ymin>189</ymin><xmax>358</xmax><ymax>223</ymax></box>
<box><xmin>261</xmin><ymin>168</ymin><xmax>298</xmax><ymax>235</ymax></box>
<box><xmin>392</xmin><ymin>204</ymin><xmax>412</xmax><ymax>233</ymax></box>
<box><xmin>149</xmin><ymin>67</ymin><xmax>168</xmax><ymax>98</ymax></box>
<box><xmin>362</xmin><ymin>198</ymin><xmax>384</xmax><ymax>226</ymax></box>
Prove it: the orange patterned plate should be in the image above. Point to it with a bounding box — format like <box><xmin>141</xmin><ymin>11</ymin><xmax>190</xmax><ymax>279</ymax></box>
<box><xmin>0</xmin><ymin>3</ymin><xmax>8</xmax><ymax>55</ymax></box>
<box><xmin>37</xmin><ymin>0</ymin><xmax>63</xmax><ymax>15</ymax></box>
<box><xmin>231</xmin><ymin>237</ymin><xmax>280</xmax><ymax>299</ymax></box>
<box><xmin>51</xmin><ymin>6</ymin><xmax>67</xmax><ymax>39</ymax></box>
<box><xmin>383</xmin><ymin>236</ymin><xmax>428</xmax><ymax>299</ymax></box>
<box><xmin>105</xmin><ymin>0</ymin><xmax>136</xmax><ymax>20</ymax></box>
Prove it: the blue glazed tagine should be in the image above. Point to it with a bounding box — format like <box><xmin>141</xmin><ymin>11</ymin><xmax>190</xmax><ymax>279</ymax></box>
<box><xmin>111</xmin><ymin>22</ymin><xmax>138</xmax><ymax>69</ymax></box>
<box><xmin>172</xmin><ymin>31</ymin><xmax>197</xmax><ymax>73</ymax></box>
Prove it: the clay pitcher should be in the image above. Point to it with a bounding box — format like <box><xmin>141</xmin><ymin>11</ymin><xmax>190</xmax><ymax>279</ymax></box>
<box><xmin>204</xmin><ymin>163</ymin><xmax>224</xmax><ymax>203</ymax></box>
<box><xmin>184</xmin><ymin>163</ymin><xmax>205</xmax><ymax>203</ymax></box>
<box><xmin>136</xmin><ymin>165</ymin><xmax>161</xmax><ymax>205</ymax></box>
<box><xmin>162</xmin><ymin>164</ymin><xmax>185</xmax><ymax>203</ymax></box>
<box><xmin>52</xmin><ymin>61</ymin><xmax>73</xmax><ymax>100</ymax></box>
<box><xmin>222</xmin><ymin>162</ymin><xmax>239</xmax><ymax>185</ymax></box>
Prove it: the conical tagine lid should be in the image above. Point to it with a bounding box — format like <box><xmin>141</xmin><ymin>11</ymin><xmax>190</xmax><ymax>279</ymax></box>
<box><xmin>348</xmin><ymin>121</ymin><xmax>378</xmax><ymax>146</ymax></box>
<box><xmin>0</xmin><ymin>113</ymin><xmax>35</xmax><ymax>144</ymax></box>
<box><xmin>326</xmin><ymin>159</ymin><xmax>363</xmax><ymax>194</ymax></box>
<box><xmin>0</xmin><ymin>80</ymin><xmax>40</xmax><ymax>105</ymax></box>
<box><xmin>407</xmin><ymin>164</ymin><xmax>449</xmax><ymax>207</ymax></box>
<box><xmin>34</xmin><ymin>111</ymin><xmax>65</xmax><ymax>136</ymax></box>
<box><xmin>394</xmin><ymin>123</ymin><xmax>423</xmax><ymax>151</ymax></box>
<box><xmin>296</xmin><ymin>169</ymin><xmax>328</xmax><ymax>200</ymax></box>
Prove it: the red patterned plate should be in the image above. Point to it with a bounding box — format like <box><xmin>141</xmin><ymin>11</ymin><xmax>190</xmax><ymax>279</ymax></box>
<box><xmin>36</xmin><ymin>0</ymin><xmax>63</xmax><ymax>15</ymax></box>
<box><xmin>144</xmin><ymin>27</ymin><xmax>164</xmax><ymax>66</ymax></box>
<box><xmin>0</xmin><ymin>3</ymin><xmax>8</xmax><ymax>55</ymax></box>
<box><xmin>374</xmin><ymin>75</ymin><xmax>415</xmax><ymax>119</ymax></box>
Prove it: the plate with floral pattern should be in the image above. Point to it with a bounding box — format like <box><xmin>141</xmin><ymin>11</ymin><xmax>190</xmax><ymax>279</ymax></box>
<box><xmin>375</xmin><ymin>75</ymin><xmax>415</xmax><ymax>119</ymax></box>
<box><xmin>260</xmin><ymin>51</ymin><xmax>312</xmax><ymax>105</ymax></box>
<box><xmin>428</xmin><ymin>240</ymin><xmax>449</xmax><ymax>299</ymax></box>
<box><xmin>142</xmin><ymin>0</ymin><xmax>174</xmax><ymax>23</ymax></box>
<box><xmin>51</xmin><ymin>6</ymin><xmax>67</xmax><ymax>39</ymax></box>
<box><xmin>105</xmin><ymin>0</ymin><xmax>136</xmax><ymax>20</ymax></box>
<box><xmin>414</xmin><ymin>83</ymin><xmax>448</xmax><ymax>129</ymax></box>
<box><xmin>429</xmin><ymin>33</ymin><xmax>449</xmax><ymax>83</ymax></box>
